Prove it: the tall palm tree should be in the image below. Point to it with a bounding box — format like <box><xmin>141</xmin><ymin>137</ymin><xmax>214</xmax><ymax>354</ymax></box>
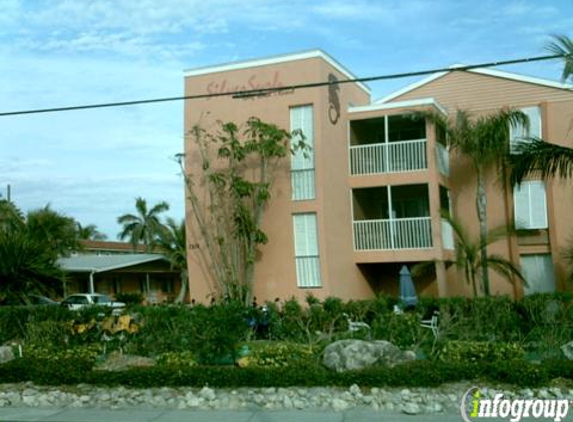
<box><xmin>156</xmin><ymin>218</ymin><xmax>189</xmax><ymax>303</ymax></box>
<box><xmin>117</xmin><ymin>197</ymin><xmax>169</xmax><ymax>252</ymax></box>
<box><xmin>417</xmin><ymin>108</ymin><xmax>527</xmax><ymax>295</ymax></box>
<box><xmin>76</xmin><ymin>222</ymin><xmax>107</xmax><ymax>241</ymax></box>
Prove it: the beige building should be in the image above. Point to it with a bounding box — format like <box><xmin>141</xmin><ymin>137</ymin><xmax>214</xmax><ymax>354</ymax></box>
<box><xmin>183</xmin><ymin>50</ymin><xmax>573</xmax><ymax>303</ymax></box>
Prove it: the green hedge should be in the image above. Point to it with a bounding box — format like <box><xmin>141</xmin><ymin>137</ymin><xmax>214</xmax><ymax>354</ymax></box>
<box><xmin>1</xmin><ymin>357</ymin><xmax>571</xmax><ymax>388</ymax></box>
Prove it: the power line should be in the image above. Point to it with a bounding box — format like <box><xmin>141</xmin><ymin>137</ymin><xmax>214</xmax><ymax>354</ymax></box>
<box><xmin>0</xmin><ymin>53</ymin><xmax>569</xmax><ymax>117</ymax></box>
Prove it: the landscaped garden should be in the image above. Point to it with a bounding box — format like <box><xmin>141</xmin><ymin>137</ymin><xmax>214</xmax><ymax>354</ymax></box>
<box><xmin>1</xmin><ymin>293</ymin><xmax>572</xmax><ymax>389</ymax></box>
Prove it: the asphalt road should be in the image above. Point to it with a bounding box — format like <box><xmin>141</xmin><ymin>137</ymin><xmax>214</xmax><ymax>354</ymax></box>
<box><xmin>0</xmin><ymin>406</ymin><xmax>554</xmax><ymax>422</ymax></box>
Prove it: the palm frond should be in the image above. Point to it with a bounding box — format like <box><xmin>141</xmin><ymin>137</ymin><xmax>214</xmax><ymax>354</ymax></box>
<box><xmin>509</xmin><ymin>139</ymin><xmax>573</xmax><ymax>184</ymax></box>
<box><xmin>546</xmin><ymin>34</ymin><xmax>573</xmax><ymax>82</ymax></box>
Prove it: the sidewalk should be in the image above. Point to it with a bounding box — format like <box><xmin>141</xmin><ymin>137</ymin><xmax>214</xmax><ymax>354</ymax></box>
<box><xmin>0</xmin><ymin>406</ymin><xmax>525</xmax><ymax>422</ymax></box>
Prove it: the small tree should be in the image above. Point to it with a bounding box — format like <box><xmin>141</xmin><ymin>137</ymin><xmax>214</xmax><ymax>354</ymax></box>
<box><xmin>156</xmin><ymin>218</ymin><xmax>189</xmax><ymax>303</ymax></box>
<box><xmin>180</xmin><ymin>117</ymin><xmax>305</xmax><ymax>305</ymax></box>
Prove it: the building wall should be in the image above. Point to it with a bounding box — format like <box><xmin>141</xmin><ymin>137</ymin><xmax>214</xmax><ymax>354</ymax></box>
<box><xmin>184</xmin><ymin>53</ymin><xmax>573</xmax><ymax>302</ymax></box>
<box><xmin>390</xmin><ymin>71</ymin><xmax>573</xmax><ymax>297</ymax></box>
<box><xmin>184</xmin><ymin>54</ymin><xmax>372</xmax><ymax>303</ymax></box>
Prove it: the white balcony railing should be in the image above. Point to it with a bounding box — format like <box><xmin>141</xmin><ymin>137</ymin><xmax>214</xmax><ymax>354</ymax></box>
<box><xmin>350</xmin><ymin>139</ymin><xmax>427</xmax><ymax>175</ymax></box>
<box><xmin>353</xmin><ymin>217</ymin><xmax>433</xmax><ymax>251</ymax></box>
<box><xmin>436</xmin><ymin>143</ymin><xmax>450</xmax><ymax>177</ymax></box>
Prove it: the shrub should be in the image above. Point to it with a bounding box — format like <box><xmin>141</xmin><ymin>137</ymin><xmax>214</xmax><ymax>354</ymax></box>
<box><xmin>371</xmin><ymin>312</ymin><xmax>420</xmax><ymax>348</ymax></box>
<box><xmin>155</xmin><ymin>351</ymin><xmax>196</xmax><ymax>368</ymax></box>
<box><xmin>115</xmin><ymin>292</ymin><xmax>144</xmax><ymax>305</ymax></box>
<box><xmin>437</xmin><ymin>341</ymin><xmax>525</xmax><ymax>363</ymax></box>
<box><xmin>243</xmin><ymin>341</ymin><xmax>319</xmax><ymax>367</ymax></box>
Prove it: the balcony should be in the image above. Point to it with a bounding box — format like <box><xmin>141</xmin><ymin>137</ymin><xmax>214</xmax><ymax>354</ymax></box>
<box><xmin>353</xmin><ymin>217</ymin><xmax>432</xmax><ymax>250</ymax></box>
<box><xmin>350</xmin><ymin>139</ymin><xmax>427</xmax><ymax>175</ymax></box>
<box><xmin>352</xmin><ymin>184</ymin><xmax>433</xmax><ymax>252</ymax></box>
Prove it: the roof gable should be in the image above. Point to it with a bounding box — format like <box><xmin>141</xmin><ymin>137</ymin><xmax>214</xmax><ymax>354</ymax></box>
<box><xmin>377</xmin><ymin>67</ymin><xmax>572</xmax><ymax>104</ymax></box>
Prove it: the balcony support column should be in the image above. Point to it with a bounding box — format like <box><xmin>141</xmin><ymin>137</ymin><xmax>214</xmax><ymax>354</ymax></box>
<box><xmin>435</xmin><ymin>260</ymin><xmax>448</xmax><ymax>297</ymax></box>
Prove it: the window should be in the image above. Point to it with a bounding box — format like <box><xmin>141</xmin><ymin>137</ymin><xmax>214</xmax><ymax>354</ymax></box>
<box><xmin>520</xmin><ymin>254</ymin><xmax>555</xmax><ymax>294</ymax></box>
<box><xmin>292</xmin><ymin>213</ymin><xmax>321</xmax><ymax>287</ymax></box>
<box><xmin>510</xmin><ymin>106</ymin><xmax>541</xmax><ymax>153</ymax></box>
<box><xmin>513</xmin><ymin>181</ymin><xmax>548</xmax><ymax>229</ymax></box>
<box><xmin>290</xmin><ymin>105</ymin><xmax>315</xmax><ymax>200</ymax></box>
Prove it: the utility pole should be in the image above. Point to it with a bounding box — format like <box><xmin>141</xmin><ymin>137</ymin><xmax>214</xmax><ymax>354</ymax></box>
<box><xmin>6</xmin><ymin>184</ymin><xmax>11</xmax><ymax>202</ymax></box>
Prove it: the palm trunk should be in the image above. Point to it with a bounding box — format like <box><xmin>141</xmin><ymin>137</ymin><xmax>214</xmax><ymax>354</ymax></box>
<box><xmin>174</xmin><ymin>270</ymin><xmax>188</xmax><ymax>303</ymax></box>
<box><xmin>476</xmin><ymin>167</ymin><xmax>490</xmax><ymax>296</ymax></box>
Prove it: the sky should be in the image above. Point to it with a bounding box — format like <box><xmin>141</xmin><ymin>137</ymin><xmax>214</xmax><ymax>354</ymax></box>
<box><xmin>0</xmin><ymin>0</ymin><xmax>572</xmax><ymax>238</ymax></box>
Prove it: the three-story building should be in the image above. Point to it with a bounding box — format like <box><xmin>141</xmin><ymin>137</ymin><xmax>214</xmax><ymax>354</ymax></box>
<box><xmin>183</xmin><ymin>50</ymin><xmax>573</xmax><ymax>302</ymax></box>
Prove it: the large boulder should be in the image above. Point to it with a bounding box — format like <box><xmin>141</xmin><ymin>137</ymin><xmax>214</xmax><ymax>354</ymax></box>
<box><xmin>323</xmin><ymin>340</ymin><xmax>415</xmax><ymax>372</ymax></box>
<box><xmin>0</xmin><ymin>346</ymin><xmax>15</xmax><ymax>364</ymax></box>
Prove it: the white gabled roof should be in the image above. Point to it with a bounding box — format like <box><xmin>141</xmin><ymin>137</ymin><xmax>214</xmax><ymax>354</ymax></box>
<box><xmin>376</xmin><ymin>66</ymin><xmax>573</xmax><ymax>104</ymax></box>
<box><xmin>349</xmin><ymin>97</ymin><xmax>447</xmax><ymax>116</ymax></box>
<box><xmin>57</xmin><ymin>254</ymin><xmax>169</xmax><ymax>273</ymax></box>
<box><xmin>184</xmin><ymin>49</ymin><xmax>370</xmax><ymax>94</ymax></box>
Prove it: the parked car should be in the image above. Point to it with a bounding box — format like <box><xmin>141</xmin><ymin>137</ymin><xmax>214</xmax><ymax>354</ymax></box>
<box><xmin>60</xmin><ymin>293</ymin><xmax>125</xmax><ymax>315</ymax></box>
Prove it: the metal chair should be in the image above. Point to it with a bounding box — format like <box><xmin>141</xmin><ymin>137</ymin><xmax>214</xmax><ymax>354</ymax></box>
<box><xmin>420</xmin><ymin>310</ymin><xmax>439</xmax><ymax>339</ymax></box>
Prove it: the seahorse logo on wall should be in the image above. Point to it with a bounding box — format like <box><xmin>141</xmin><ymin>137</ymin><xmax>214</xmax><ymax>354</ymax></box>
<box><xmin>328</xmin><ymin>73</ymin><xmax>340</xmax><ymax>125</ymax></box>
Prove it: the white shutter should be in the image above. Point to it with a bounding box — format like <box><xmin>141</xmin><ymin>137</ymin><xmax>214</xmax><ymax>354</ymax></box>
<box><xmin>513</xmin><ymin>184</ymin><xmax>530</xmax><ymax>229</ymax></box>
<box><xmin>292</xmin><ymin>213</ymin><xmax>321</xmax><ymax>287</ymax></box>
<box><xmin>529</xmin><ymin>181</ymin><xmax>548</xmax><ymax>229</ymax></box>
<box><xmin>523</xmin><ymin>106</ymin><xmax>541</xmax><ymax>139</ymax></box>
<box><xmin>290</xmin><ymin>105</ymin><xmax>315</xmax><ymax>200</ymax></box>
<box><xmin>513</xmin><ymin>181</ymin><xmax>548</xmax><ymax>229</ymax></box>
<box><xmin>521</xmin><ymin>254</ymin><xmax>555</xmax><ymax>294</ymax></box>
<box><xmin>510</xmin><ymin>106</ymin><xmax>541</xmax><ymax>153</ymax></box>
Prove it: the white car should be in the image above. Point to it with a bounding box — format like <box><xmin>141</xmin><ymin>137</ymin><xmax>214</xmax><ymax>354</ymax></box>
<box><xmin>61</xmin><ymin>293</ymin><xmax>125</xmax><ymax>315</ymax></box>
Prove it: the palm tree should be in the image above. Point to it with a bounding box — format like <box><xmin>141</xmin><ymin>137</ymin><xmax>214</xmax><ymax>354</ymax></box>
<box><xmin>0</xmin><ymin>228</ymin><xmax>63</xmax><ymax>304</ymax></box>
<box><xmin>416</xmin><ymin>108</ymin><xmax>527</xmax><ymax>295</ymax></box>
<box><xmin>156</xmin><ymin>218</ymin><xmax>189</xmax><ymax>303</ymax></box>
<box><xmin>76</xmin><ymin>222</ymin><xmax>107</xmax><ymax>241</ymax></box>
<box><xmin>117</xmin><ymin>197</ymin><xmax>169</xmax><ymax>252</ymax></box>
<box><xmin>26</xmin><ymin>205</ymin><xmax>81</xmax><ymax>257</ymax></box>
<box><xmin>446</xmin><ymin>214</ymin><xmax>526</xmax><ymax>297</ymax></box>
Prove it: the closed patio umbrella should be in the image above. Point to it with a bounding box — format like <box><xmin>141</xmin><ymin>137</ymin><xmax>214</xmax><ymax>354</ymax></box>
<box><xmin>399</xmin><ymin>265</ymin><xmax>418</xmax><ymax>309</ymax></box>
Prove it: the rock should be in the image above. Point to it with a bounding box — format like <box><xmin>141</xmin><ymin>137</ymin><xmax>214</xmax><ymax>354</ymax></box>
<box><xmin>332</xmin><ymin>398</ymin><xmax>349</xmax><ymax>412</ymax></box>
<box><xmin>199</xmin><ymin>387</ymin><xmax>216</xmax><ymax>401</ymax></box>
<box><xmin>323</xmin><ymin>340</ymin><xmax>416</xmax><ymax>372</ymax></box>
<box><xmin>561</xmin><ymin>342</ymin><xmax>573</xmax><ymax>359</ymax></box>
<box><xmin>401</xmin><ymin>402</ymin><xmax>422</xmax><ymax>415</ymax></box>
<box><xmin>0</xmin><ymin>347</ymin><xmax>14</xmax><ymax>364</ymax></box>
<box><xmin>426</xmin><ymin>402</ymin><xmax>443</xmax><ymax>413</ymax></box>
<box><xmin>349</xmin><ymin>384</ymin><xmax>361</xmax><ymax>396</ymax></box>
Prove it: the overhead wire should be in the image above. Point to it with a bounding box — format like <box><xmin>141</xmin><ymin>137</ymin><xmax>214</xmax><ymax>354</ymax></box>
<box><xmin>0</xmin><ymin>53</ymin><xmax>570</xmax><ymax>117</ymax></box>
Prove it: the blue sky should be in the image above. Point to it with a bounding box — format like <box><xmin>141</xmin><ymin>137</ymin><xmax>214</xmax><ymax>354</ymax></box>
<box><xmin>0</xmin><ymin>0</ymin><xmax>571</xmax><ymax>238</ymax></box>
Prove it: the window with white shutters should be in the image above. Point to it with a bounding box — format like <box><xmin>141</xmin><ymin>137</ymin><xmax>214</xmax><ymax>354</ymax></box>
<box><xmin>290</xmin><ymin>105</ymin><xmax>315</xmax><ymax>200</ymax></box>
<box><xmin>513</xmin><ymin>181</ymin><xmax>548</xmax><ymax>229</ymax></box>
<box><xmin>520</xmin><ymin>254</ymin><xmax>556</xmax><ymax>294</ymax></box>
<box><xmin>510</xmin><ymin>106</ymin><xmax>541</xmax><ymax>153</ymax></box>
<box><xmin>292</xmin><ymin>213</ymin><xmax>321</xmax><ymax>288</ymax></box>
